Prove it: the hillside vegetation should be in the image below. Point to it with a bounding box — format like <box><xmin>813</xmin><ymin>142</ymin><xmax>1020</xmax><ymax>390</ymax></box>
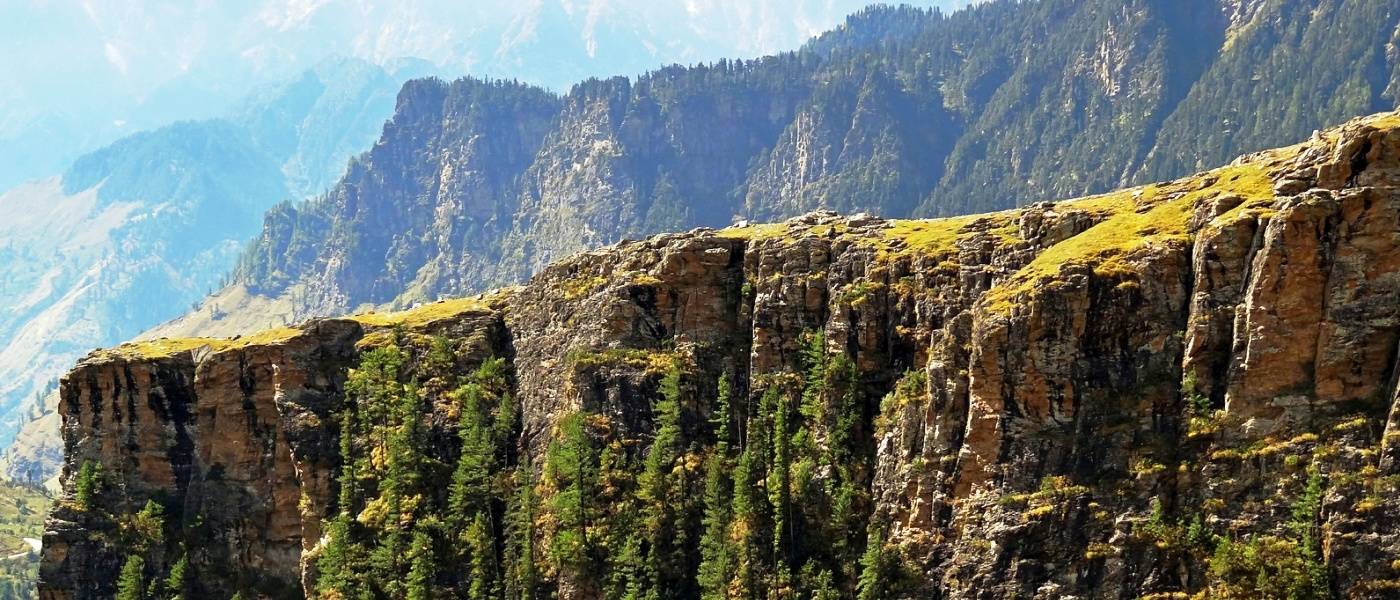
<box><xmin>204</xmin><ymin>0</ymin><xmax>1400</xmax><ymax>331</ymax></box>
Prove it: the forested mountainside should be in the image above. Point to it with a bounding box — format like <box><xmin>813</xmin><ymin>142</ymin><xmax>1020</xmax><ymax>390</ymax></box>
<box><xmin>0</xmin><ymin>58</ymin><xmax>429</xmax><ymax>467</ymax></box>
<box><xmin>41</xmin><ymin>110</ymin><xmax>1400</xmax><ymax>599</ymax></box>
<box><xmin>155</xmin><ymin>0</ymin><xmax>1400</xmax><ymax>335</ymax></box>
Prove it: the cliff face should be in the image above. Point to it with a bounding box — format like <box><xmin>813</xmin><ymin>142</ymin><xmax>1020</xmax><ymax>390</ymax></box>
<box><xmin>42</xmin><ymin>113</ymin><xmax>1400</xmax><ymax>599</ymax></box>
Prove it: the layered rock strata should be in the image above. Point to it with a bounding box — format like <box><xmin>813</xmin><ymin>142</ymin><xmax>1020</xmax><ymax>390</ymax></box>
<box><xmin>41</xmin><ymin>112</ymin><xmax>1400</xmax><ymax>598</ymax></box>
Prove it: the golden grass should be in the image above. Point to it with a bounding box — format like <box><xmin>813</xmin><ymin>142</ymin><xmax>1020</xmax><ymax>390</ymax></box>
<box><xmin>566</xmin><ymin>347</ymin><xmax>678</xmax><ymax>375</ymax></box>
<box><xmin>106</xmin><ymin>293</ymin><xmax>507</xmax><ymax>361</ymax></box>
<box><xmin>874</xmin><ymin>210</ymin><xmax>1023</xmax><ymax>263</ymax></box>
<box><xmin>1363</xmin><ymin>111</ymin><xmax>1400</xmax><ymax>130</ymax></box>
<box><xmin>560</xmin><ymin>276</ymin><xmax>607</xmax><ymax>300</ymax></box>
<box><xmin>101</xmin><ymin>326</ymin><xmax>303</xmax><ymax>361</ymax></box>
<box><xmin>982</xmin><ymin>162</ymin><xmax>1275</xmax><ymax>315</ymax></box>
<box><xmin>350</xmin><ymin>295</ymin><xmax>494</xmax><ymax>328</ymax></box>
<box><xmin>879</xmin><ymin>217</ymin><xmax>978</xmax><ymax>259</ymax></box>
<box><xmin>715</xmin><ymin>222</ymin><xmax>790</xmax><ymax>240</ymax></box>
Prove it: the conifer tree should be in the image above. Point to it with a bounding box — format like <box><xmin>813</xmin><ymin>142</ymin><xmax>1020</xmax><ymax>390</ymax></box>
<box><xmin>505</xmin><ymin>459</ymin><xmax>539</xmax><ymax>600</ymax></box>
<box><xmin>74</xmin><ymin>461</ymin><xmax>103</xmax><ymax>510</ymax></box>
<box><xmin>466</xmin><ymin>513</ymin><xmax>499</xmax><ymax>600</ymax></box>
<box><xmin>371</xmin><ymin>527</ymin><xmax>408</xmax><ymax>596</ymax></box>
<box><xmin>316</xmin><ymin>511</ymin><xmax>355</xmax><ymax>596</ymax></box>
<box><xmin>639</xmin><ymin>364</ymin><xmax>687</xmax><ymax>596</ymax></box>
<box><xmin>801</xmin><ymin>563</ymin><xmax>840</xmax><ymax>600</ymax></box>
<box><xmin>163</xmin><ymin>548</ymin><xmax>189</xmax><ymax>600</ymax></box>
<box><xmin>114</xmin><ymin>555</ymin><xmax>145</xmax><ymax>600</ymax></box>
<box><xmin>449</xmin><ymin>382</ymin><xmax>493</xmax><ymax>528</ymax></box>
<box><xmin>769</xmin><ymin>381</ymin><xmax>795</xmax><ymax>573</ymax></box>
<box><xmin>544</xmin><ymin>413</ymin><xmax>596</xmax><ymax>575</ymax></box>
<box><xmin>407</xmin><ymin>527</ymin><xmax>437</xmax><ymax>600</ymax></box>
<box><xmin>856</xmin><ymin>528</ymin><xmax>889</xmax><ymax>600</ymax></box>
<box><xmin>698</xmin><ymin>374</ymin><xmax>736</xmax><ymax>600</ymax></box>
<box><xmin>729</xmin><ymin>384</ymin><xmax>779</xmax><ymax>599</ymax></box>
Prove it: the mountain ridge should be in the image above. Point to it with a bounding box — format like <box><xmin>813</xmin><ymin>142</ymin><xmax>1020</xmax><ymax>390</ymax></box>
<box><xmin>38</xmin><ymin>109</ymin><xmax>1400</xmax><ymax>599</ymax></box>
<box><xmin>164</xmin><ymin>0</ymin><xmax>1400</xmax><ymax>340</ymax></box>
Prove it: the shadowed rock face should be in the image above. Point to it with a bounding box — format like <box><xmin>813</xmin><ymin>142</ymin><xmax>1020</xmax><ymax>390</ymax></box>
<box><xmin>40</xmin><ymin>113</ymin><xmax>1400</xmax><ymax>598</ymax></box>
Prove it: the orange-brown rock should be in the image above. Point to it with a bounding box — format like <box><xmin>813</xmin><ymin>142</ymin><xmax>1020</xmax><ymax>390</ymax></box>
<box><xmin>40</xmin><ymin>112</ymin><xmax>1400</xmax><ymax>599</ymax></box>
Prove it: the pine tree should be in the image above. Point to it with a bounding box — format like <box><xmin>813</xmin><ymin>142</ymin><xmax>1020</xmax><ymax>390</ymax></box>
<box><xmin>335</xmin><ymin>407</ymin><xmax>360</xmax><ymax>511</ymax></box>
<box><xmin>729</xmin><ymin>385</ymin><xmax>778</xmax><ymax>599</ymax></box>
<box><xmin>466</xmin><ymin>513</ymin><xmax>499</xmax><ymax>600</ymax></box>
<box><xmin>383</xmin><ymin>379</ymin><xmax>426</xmax><ymax>507</ymax></box>
<box><xmin>316</xmin><ymin>513</ymin><xmax>359</xmax><ymax>597</ymax></box>
<box><xmin>544</xmin><ymin>413</ymin><xmax>596</xmax><ymax>575</ymax></box>
<box><xmin>74</xmin><ymin>461</ymin><xmax>102</xmax><ymax>510</ymax></box>
<box><xmin>639</xmin><ymin>364</ymin><xmax>687</xmax><ymax>596</ymax></box>
<box><xmin>504</xmin><ymin>460</ymin><xmax>539</xmax><ymax>600</ymax></box>
<box><xmin>407</xmin><ymin>527</ymin><xmax>437</xmax><ymax>600</ymax></box>
<box><xmin>371</xmin><ymin>527</ymin><xmax>408</xmax><ymax>596</ymax></box>
<box><xmin>449</xmin><ymin>383</ymin><xmax>494</xmax><ymax>528</ymax></box>
<box><xmin>163</xmin><ymin>548</ymin><xmax>189</xmax><ymax>600</ymax></box>
<box><xmin>800</xmin><ymin>562</ymin><xmax>840</xmax><ymax>600</ymax></box>
<box><xmin>856</xmin><ymin>528</ymin><xmax>889</xmax><ymax>600</ymax></box>
<box><xmin>597</xmin><ymin>431</ymin><xmax>646</xmax><ymax>599</ymax></box>
<box><xmin>607</xmin><ymin>528</ymin><xmax>647</xmax><ymax>600</ymax></box>
<box><xmin>698</xmin><ymin>374</ymin><xmax>736</xmax><ymax>600</ymax></box>
<box><xmin>114</xmin><ymin>555</ymin><xmax>145</xmax><ymax>600</ymax></box>
<box><xmin>768</xmin><ymin>381</ymin><xmax>795</xmax><ymax>574</ymax></box>
<box><xmin>130</xmin><ymin>500</ymin><xmax>165</xmax><ymax>552</ymax></box>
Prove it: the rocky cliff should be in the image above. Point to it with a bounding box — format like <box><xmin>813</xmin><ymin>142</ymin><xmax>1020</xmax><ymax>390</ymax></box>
<box><xmin>40</xmin><ymin>112</ymin><xmax>1400</xmax><ymax>599</ymax></box>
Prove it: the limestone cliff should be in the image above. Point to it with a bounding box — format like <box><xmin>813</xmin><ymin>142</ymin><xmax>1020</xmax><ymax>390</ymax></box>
<box><xmin>41</xmin><ymin>112</ymin><xmax>1400</xmax><ymax>599</ymax></box>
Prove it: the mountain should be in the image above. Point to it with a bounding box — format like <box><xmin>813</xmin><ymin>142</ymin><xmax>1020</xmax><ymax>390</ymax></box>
<box><xmin>158</xmin><ymin>0</ymin><xmax>1400</xmax><ymax>343</ymax></box>
<box><xmin>0</xmin><ymin>58</ymin><xmax>428</xmax><ymax>462</ymax></box>
<box><xmin>0</xmin><ymin>0</ymin><xmax>971</xmax><ymax>193</ymax></box>
<box><xmin>0</xmin><ymin>3</ymin><xmax>990</xmax><ymax>486</ymax></box>
<box><xmin>38</xmin><ymin>110</ymin><xmax>1400</xmax><ymax>598</ymax></box>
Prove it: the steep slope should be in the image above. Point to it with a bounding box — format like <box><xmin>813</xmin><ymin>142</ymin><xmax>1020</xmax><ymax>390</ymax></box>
<box><xmin>0</xmin><ymin>391</ymin><xmax>60</xmax><ymax>492</ymax></box>
<box><xmin>170</xmin><ymin>0</ymin><xmax>1400</xmax><ymax>341</ymax></box>
<box><xmin>1137</xmin><ymin>0</ymin><xmax>1400</xmax><ymax>180</ymax></box>
<box><xmin>0</xmin><ymin>58</ymin><xmax>426</xmax><ymax>458</ymax></box>
<box><xmin>40</xmin><ymin>112</ymin><xmax>1400</xmax><ymax>599</ymax></box>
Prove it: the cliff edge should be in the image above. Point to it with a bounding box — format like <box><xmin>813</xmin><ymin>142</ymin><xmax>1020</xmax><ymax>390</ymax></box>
<box><xmin>40</xmin><ymin>112</ymin><xmax>1400</xmax><ymax>599</ymax></box>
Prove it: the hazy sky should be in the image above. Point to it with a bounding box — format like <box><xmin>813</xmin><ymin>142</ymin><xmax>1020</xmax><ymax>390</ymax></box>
<box><xmin>3</xmin><ymin>1</ymin><xmax>978</xmax><ymax>105</ymax></box>
<box><xmin>0</xmin><ymin>0</ymin><xmax>978</xmax><ymax>187</ymax></box>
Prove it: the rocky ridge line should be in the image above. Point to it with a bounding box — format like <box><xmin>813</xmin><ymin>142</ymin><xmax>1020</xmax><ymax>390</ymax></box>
<box><xmin>39</xmin><ymin>111</ymin><xmax>1400</xmax><ymax>598</ymax></box>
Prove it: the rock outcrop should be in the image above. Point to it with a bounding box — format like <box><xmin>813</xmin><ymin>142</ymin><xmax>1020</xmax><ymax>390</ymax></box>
<box><xmin>41</xmin><ymin>112</ymin><xmax>1400</xmax><ymax>598</ymax></box>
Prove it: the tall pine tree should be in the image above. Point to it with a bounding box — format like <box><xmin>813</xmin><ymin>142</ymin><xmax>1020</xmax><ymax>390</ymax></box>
<box><xmin>698</xmin><ymin>374</ymin><xmax>736</xmax><ymax>600</ymax></box>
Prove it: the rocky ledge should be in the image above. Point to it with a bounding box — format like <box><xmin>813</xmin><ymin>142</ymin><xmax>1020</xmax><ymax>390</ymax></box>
<box><xmin>39</xmin><ymin>112</ymin><xmax>1400</xmax><ymax>599</ymax></box>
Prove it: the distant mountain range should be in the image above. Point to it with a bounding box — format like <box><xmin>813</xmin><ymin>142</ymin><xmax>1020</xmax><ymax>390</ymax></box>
<box><xmin>170</xmin><ymin>0</ymin><xmax>1400</xmax><ymax>330</ymax></box>
<box><xmin>0</xmin><ymin>0</ymin><xmax>971</xmax><ymax>192</ymax></box>
<box><xmin>0</xmin><ymin>57</ymin><xmax>430</xmax><ymax>471</ymax></box>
